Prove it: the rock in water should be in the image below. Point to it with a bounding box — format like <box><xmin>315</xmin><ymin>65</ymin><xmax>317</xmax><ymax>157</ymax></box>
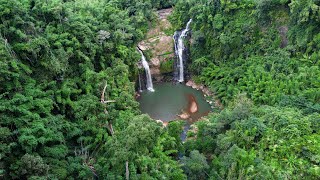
<box><xmin>178</xmin><ymin>112</ymin><xmax>191</xmax><ymax>119</ymax></box>
<box><xmin>188</xmin><ymin>94</ymin><xmax>198</xmax><ymax>114</ymax></box>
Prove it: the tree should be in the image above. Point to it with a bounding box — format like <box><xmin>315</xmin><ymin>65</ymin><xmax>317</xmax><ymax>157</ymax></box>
<box><xmin>181</xmin><ymin>150</ymin><xmax>209</xmax><ymax>180</ymax></box>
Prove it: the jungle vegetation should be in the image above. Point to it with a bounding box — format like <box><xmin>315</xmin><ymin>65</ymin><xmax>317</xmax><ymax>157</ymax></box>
<box><xmin>0</xmin><ymin>0</ymin><xmax>319</xmax><ymax>179</ymax></box>
<box><xmin>0</xmin><ymin>0</ymin><xmax>183</xmax><ymax>179</ymax></box>
<box><xmin>171</xmin><ymin>0</ymin><xmax>320</xmax><ymax>179</ymax></box>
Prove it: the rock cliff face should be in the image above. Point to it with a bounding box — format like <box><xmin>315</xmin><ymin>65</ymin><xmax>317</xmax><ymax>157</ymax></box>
<box><xmin>138</xmin><ymin>8</ymin><xmax>174</xmax><ymax>82</ymax></box>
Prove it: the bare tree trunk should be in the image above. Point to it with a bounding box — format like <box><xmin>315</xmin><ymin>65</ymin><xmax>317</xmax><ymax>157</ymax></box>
<box><xmin>109</xmin><ymin>123</ymin><xmax>114</xmax><ymax>135</ymax></box>
<box><xmin>101</xmin><ymin>82</ymin><xmax>108</xmax><ymax>104</ymax></box>
<box><xmin>100</xmin><ymin>81</ymin><xmax>115</xmax><ymax>136</ymax></box>
<box><xmin>126</xmin><ymin>161</ymin><xmax>129</xmax><ymax>180</ymax></box>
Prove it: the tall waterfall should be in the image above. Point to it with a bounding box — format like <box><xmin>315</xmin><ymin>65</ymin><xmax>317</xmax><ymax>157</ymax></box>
<box><xmin>174</xmin><ymin>19</ymin><xmax>192</xmax><ymax>83</ymax></box>
<box><xmin>138</xmin><ymin>49</ymin><xmax>154</xmax><ymax>92</ymax></box>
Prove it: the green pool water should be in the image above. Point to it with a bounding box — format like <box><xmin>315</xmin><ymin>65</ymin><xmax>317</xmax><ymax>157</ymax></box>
<box><xmin>138</xmin><ymin>82</ymin><xmax>212</xmax><ymax>122</ymax></box>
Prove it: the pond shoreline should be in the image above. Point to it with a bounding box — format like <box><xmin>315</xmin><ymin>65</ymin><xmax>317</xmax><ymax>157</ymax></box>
<box><xmin>185</xmin><ymin>79</ymin><xmax>223</xmax><ymax>110</ymax></box>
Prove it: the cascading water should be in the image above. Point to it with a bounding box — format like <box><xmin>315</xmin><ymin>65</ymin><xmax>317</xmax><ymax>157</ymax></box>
<box><xmin>138</xmin><ymin>49</ymin><xmax>154</xmax><ymax>92</ymax></box>
<box><xmin>174</xmin><ymin>19</ymin><xmax>192</xmax><ymax>83</ymax></box>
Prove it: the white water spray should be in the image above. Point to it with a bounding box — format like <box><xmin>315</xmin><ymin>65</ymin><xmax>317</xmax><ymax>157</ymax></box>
<box><xmin>174</xmin><ymin>19</ymin><xmax>192</xmax><ymax>82</ymax></box>
<box><xmin>138</xmin><ymin>49</ymin><xmax>154</xmax><ymax>92</ymax></box>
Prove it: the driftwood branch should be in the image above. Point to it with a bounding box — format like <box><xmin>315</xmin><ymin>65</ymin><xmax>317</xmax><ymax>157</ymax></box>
<box><xmin>101</xmin><ymin>100</ymin><xmax>116</xmax><ymax>103</ymax></box>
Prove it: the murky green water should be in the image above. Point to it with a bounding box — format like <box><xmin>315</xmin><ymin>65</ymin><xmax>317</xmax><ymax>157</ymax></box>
<box><xmin>138</xmin><ymin>82</ymin><xmax>212</xmax><ymax>122</ymax></box>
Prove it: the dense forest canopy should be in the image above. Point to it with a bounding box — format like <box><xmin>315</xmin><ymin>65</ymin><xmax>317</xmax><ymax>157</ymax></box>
<box><xmin>170</xmin><ymin>0</ymin><xmax>320</xmax><ymax>179</ymax></box>
<box><xmin>0</xmin><ymin>0</ymin><xmax>184</xmax><ymax>179</ymax></box>
<box><xmin>0</xmin><ymin>0</ymin><xmax>319</xmax><ymax>179</ymax></box>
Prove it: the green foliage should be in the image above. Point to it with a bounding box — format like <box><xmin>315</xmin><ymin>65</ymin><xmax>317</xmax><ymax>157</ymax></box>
<box><xmin>152</xmin><ymin>0</ymin><xmax>176</xmax><ymax>9</ymax></box>
<box><xmin>172</xmin><ymin>0</ymin><xmax>320</xmax><ymax>106</ymax></box>
<box><xmin>186</xmin><ymin>95</ymin><xmax>320</xmax><ymax>179</ymax></box>
<box><xmin>163</xmin><ymin>26</ymin><xmax>175</xmax><ymax>36</ymax></box>
<box><xmin>160</xmin><ymin>59</ymin><xmax>174</xmax><ymax>73</ymax></box>
<box><xmin>167</xmin><ymin>120</ymin><xmax>185</xmax><ymax>154</ymax></box>
<box><xmin>96</xmin><ymin>115</ymin><xmax>185</xmax><ymax>179</ymax></box>
<box><xmin>143</xmin><ymin>49</ymin><xmax>154</xmax><ymax>61</ymax></box>
<box><xmin>199</xmin><ymin>50</ymin><xmax>320</xmax><ymax>104</ymax></box>
<box><xmin>10</xmin><ymin>154</ymin><xmax>49</xmax><ymax>179</ymax></box>
<box><xmin>2</xmin><ymin>0</ymin><xmax>320</xmax><ymax>179</ymax></box>
<box><xmin>0</xmin><ymin>0</ymin><xmax>183</xmax><ymax>179</ymax></box>
<box><xmin>181</xmin><ymin>150</ymin><xmax>209</xmax><ymax>180</ymax></box>
<box><xmin>171</xmin><ymin>1</ymin><xmax>320</xmax><ymax>179</ymax></box>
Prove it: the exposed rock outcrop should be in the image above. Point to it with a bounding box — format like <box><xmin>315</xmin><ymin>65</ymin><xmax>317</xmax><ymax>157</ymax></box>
<box><xmin>138</xmin><ymin>8</ymin><xmax>174</xmax><ymax>82</ymax></box>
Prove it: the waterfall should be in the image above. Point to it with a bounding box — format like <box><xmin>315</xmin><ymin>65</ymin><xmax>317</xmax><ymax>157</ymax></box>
<box><xmin>138</xmin><ymin>49</ymin><xmax>154</xmax><ymax>92</ymax></box>
<box><xmin>174</xmin><ymin>19</ymin><xmax>192</xmax><ymax>83</ymax></box>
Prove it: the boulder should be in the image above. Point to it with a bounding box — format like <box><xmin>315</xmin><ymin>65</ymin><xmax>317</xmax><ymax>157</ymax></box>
<box><xmin>189</xmin><ymin>100</ymin><xmax>198</xmax><ymax>113</ymax></box>
<box><xmin>177</xmin><ymin>112</ymin><xmax>190</xmax><ymax>119</ymax></box>
<box><xmin>150</xmin><ymin>58</ymin><xmax>160</xmax><ymax>67</ymax></box>
<box><xmin>138</xmin><ymin>42</ymin><xmax>149</xmax><ymax>51</ymax></box>
<box><xmin>186</xmin><ymin>80</ymin><xmax>193</xmax><ymax>87</ymax></box>
<box><xmin>188</xmin><ymin>94</ymin><xmax>198</xmax><ymax>114</ymax></box>
<box><xmin>155</xmin><ymin>120</ymin><xmax>168</xmax><ymax>127</ymax></box>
